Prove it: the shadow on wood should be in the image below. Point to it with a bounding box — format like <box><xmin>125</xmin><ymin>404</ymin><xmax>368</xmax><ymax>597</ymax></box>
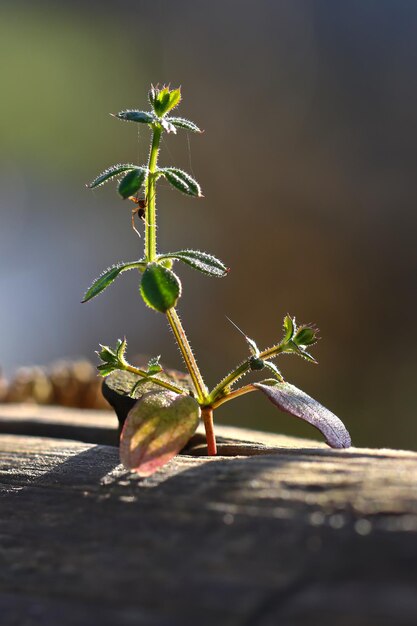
<box><xmin>1</xmin><ymin>423</ymin><xmax>417</xmax><ymax>625</ymax></box>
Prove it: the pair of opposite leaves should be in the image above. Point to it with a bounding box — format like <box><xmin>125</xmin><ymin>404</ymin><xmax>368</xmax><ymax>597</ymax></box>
<box><xmin>120</xmin><ymin>382</ymin><xmax>351</xmax><ymax>476</ymax></box>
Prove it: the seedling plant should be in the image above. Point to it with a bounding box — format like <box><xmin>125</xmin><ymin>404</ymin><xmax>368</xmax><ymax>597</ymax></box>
<box><xmin>84</xmin><ymin>86</ymin><xmax>351</xmax><ymax>476</ymax></box>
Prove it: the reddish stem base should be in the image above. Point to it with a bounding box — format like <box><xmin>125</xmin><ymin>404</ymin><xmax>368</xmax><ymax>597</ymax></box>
<box><xmin>202</xmin><ymin>408</ymin><xmax>217</xmax><ymax>456</ymax></box>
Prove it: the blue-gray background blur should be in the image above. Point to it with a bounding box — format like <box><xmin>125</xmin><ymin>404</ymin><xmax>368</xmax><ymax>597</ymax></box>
<box><xmin>1</xmin><ymin>0</ymin><xmax>416</xmax><ymax>449</ymax></box>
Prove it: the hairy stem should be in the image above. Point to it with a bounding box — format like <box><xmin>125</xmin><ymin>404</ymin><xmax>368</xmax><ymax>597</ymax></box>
<box><xmin>166</xmin><ymin>308</ymin><xmax>208</xmax><ymax>403</ymax></box>
<box><xmin>207</xmin><ymin>360</ymin><xmax>249</xmax><ymax>405</ymax></box>
<box><xmin>207</xmin><ymin>344</ymin><xmax>286</xmax><ymax>405</ymax></box>
<box><xmin>211</xmin><ymin>384</ymin><xmax>257</xmax><ymax>409</ymax></box>
<box><xmin>124</xmin><ymin>364</ymin><xmax>187</xmax><ymax>395</ymax></box>
<box><xmin>201</xmin><ymin>407</ymin><xmax>217</xmax><ymax>455</ymax></box>
<box><xmin>145</xmin><ymin>126</ymin><xmax>162</xmax><ymax>262</ymax></box>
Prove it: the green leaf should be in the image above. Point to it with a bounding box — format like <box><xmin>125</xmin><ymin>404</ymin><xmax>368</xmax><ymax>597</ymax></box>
<box><xmin>150</xmin><ymin>86</ymin><xmax>182</xmax><ymax>117</ymax></box>
<box><xmin>147</xmin><ymin>355</ymin><xmax>163</xmax><ymax>375</ymax></box>
<box><xmin>151</xmin><ymin>87</ymin><xmax>171</xmax><ymax>116</ymax></box>
<box><xmin>115</xmin><ymin>110</ymin><xmax>155</xmax><ymax>124</ymax></box>
<box><xmin>287</xmin><ymin>340</ymin><xmax>318</xmax><ymax>364</ymax></box>
<box><xmin>140</xmin><ymin>263</ymin><xmax>182</xmax><ymax>313</ymax></box>
<box><xmin>98</xmin><ymin>345</ymin><xmax>117</xmax><ymax>363</ymax></box>
<box><xmin>167</xmin><ymin>117</ymin><xmax>202</xmax><ymax>133</ymax></box>
<box><xmin>246</xmin><ymin>337</ymin><xmax>260</xmax><ymax>357</ymax></box>
<box><xmin>96</xmin><ymin>343</ymin><xmax>118</xmax><ymax>377</ymax></box>
<box><xmin>282</xmin><ymin>315</ymin><xmax>296</xmax><ymax>343</ymax></box>
<box><xmin>120</xmin><ymin>390</ymin><xmax>200</xmax><ymax>475</ymax></box>
<box><xmin>264</xmin><ymin>360</ymin><xmax>283</xmax><ymax>380</ymax></box>
<box><xmin>116</xmin><ymin>337</ymin><xmax>127</xmax><ymax>364</ymax></box>
<box><xmin>253</xmin><ymin>381</ymin><xmax>351</xmax><ymax>449</ymax></box>
<box><xmin>87</xmin><ymin>164</ymin><xmax>137</xmax><ymax>189</ymax></box>
<box><xmin>118</xmin><ymin>168</ymin><xmax>147</xmax><ymax>199</ymax></box>
<box><xmin>159</xmin><ymin>168</ymin><xmax>202</xmax><ymax>197</ymax></box>
<box><xmin>97</xmin><ymin>363</ymin><xmax>117</xmax><ymax>377</ymax></box>
<box><xmin>159</xmin><ymin>250</ymin><xmax>228</xmax><ymax>278</ymax></box>
<box><xmin>294</xmin><ymin>326</ymin><xmax>319</xmax><ymax>347</ymax></box>
<box><xmin>82</xmin><ymin>261</ymin><xmax>145</xmax><ymax>303</ymax></box>
<box><xmin>165</xmin><ymin>88</ymin><xmax>181</xmax><ymax>113</ymax></box>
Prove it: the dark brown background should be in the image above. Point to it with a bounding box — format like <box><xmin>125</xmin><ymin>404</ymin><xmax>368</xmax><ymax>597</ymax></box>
<box><xmin>0</xmin><ymin>0</ymin><xmax>416</xmax><ymax>449</ymax></box>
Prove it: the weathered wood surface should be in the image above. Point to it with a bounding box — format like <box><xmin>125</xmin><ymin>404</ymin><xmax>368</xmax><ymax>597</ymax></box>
<box><xmin>0</xmin><ymin>406</ymin><xmax>417</xmax><ymax>625</ymax></box>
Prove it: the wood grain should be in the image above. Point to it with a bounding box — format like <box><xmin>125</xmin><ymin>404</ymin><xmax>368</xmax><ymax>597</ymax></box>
<box><xmin>0</xmin><ymin>406</ymin><xmax>416</xmax><ymax>625</ymax></box>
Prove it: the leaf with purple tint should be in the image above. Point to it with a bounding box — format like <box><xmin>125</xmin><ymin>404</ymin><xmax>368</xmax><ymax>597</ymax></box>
<box><xmin>253</xmin><ymin>380</ymin><xmax>351</xmax><ymax>449</ymax></box>
<box><xmin>120</xmin><ymin>390</ymin><xmax>200</xmax><ymax>476</ymax></box>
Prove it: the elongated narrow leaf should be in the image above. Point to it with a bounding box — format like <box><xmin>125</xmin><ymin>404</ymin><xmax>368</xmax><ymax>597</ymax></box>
<box><xmin>140</xmin><ymin>263</ymin><xmax>181</xmax><ymax>312</ymax></box>
<box><xmin>168</xmin><ymin>117</ymin><xmax>202</xmax><ymax>133</ymax></box>
<box><xmin>159</xmin><ymin>168</ymin><xmax>202</xmax><ymax>197</ymax></box>
<box><xmin>120</xmin><ymin>390</ymin><xmax>200</xmax><ymax>475</ymax></box>
<box><xmin>87</xmin><ymin>164</ymin><xmax>137</xmax><ymax>189</ymax></box>
<box><xmin>115</xmin><ymin>110</ymin><xmax>155</xmax><ymax>124</ymax></box>
<box><xmin>282</xmin><ymin>315</ymin><xmax>295</xmax><ymax>343</ymax></box>
<box><xmin>118</xmin><ymin>167</ymin><xmax>147</xmax><ymax>199</ymax></box>
<box><xmin>253</xmin><ymin>381</ymin><xmax>351</xmax><ymax>449</ymax></box>
<box><xmin>288</xmin><ymin>341</ymin><xmax>318</xmax><ymax>364</ymax></box>
<box><xmin>82</xmin><ymin>261</ymin><xmax>145</xmax><ymax>303</ymax></box>
<box><xmin>159</xmin><ymin>250</ymin><xmax>228</xmax><ymax>277</ymax></box>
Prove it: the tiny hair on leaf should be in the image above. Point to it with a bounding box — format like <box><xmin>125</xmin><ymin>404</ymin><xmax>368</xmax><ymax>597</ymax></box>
<box><xmin>82</xmin><ymin>262</ymin><xmax>145</xmax><ymax>303</ymax></box>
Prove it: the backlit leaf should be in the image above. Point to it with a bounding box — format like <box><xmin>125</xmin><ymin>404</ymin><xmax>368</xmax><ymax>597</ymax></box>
<box><xmin>115</xmin><ymin>110</ymin><xmax>155</xmax><ymax>124</ymax></box>
<box><xmin>151</xmin><ymin>87</ymin><xmax>182</xmax><ymax>117</ymax></box>
<box><xmin>282</xmin><ymin>315</ymin><xmax>296</xmax><ymax>343</ymax></box>
<box><xmin>87</xmin><ymin>164</ymin><xmax>136</xmax><ymax>189</ymax></box>
<box><xmin>167</xmin><ymin>117</ymin><xmax>202</xmax><ymax>133</ymax></box>
<box><xmin>82</xmin><ymin>262</ymin><xmax>145</xmax><ymax>303</ymax></box>
<box><xmin>140</xmin><ymin>263</ymin><xmax>181</xmax><ymax>312</ymax></box>
<box><xmin>159</xmin><ymin>168</ymin><xmax>202</xmax><ymax>197</ymax></box>
<box><xmin>287</xmin><ymin>341</ymin><xmax>318</xmax><ymax>364</ymax></box>
<box><xmin>147</xmin><ymin>355</ymin><xmax>163</xmax><ymax>375</ymax></box>
<box><xmin>253</xmin><ymin>380</ymin><xmax>351</xmax><ymax>449</ymax></box>
<box><xmin>151</xmin><ymin>87</ymin><xmax>170</xmax><ymax>116</ymax></box>
<box><xmin>118</xmin><ymin>168</ymin><xmax>147</xmax><ymax>199</ymax></box>
<box><xmin>120</xmin><ymin>390</ymin><xmax>200</xmax><ymax>475</ymax></box>
<box><xmin>263</xmin><ymin>361</ymin><xmax>283</xmax><ymax>380</ymax></box>
<box><xmin>159</xmin><ymin>250</ymin><xmax>228</xmax><ymax>277</ymax></box>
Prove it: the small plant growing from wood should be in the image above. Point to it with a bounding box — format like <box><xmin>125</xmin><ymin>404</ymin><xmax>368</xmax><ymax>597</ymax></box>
<box><xmin>84</xmin><ymin>85</ymin><xmax>351</xmax><ymax>476</ymax></box>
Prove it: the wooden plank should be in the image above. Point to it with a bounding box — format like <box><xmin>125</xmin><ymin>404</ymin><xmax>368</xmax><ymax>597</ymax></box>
<box><xmin>1</xmin><ymin>430</ymin><xmax>417</xmax><ymax>625</ymax></box>
<box><xmin>0</xmin><ymin>403</ymin><xmax>325</xmax><ymax>451</ymax></box>
<box><xmin>0</xmin><ymin>404</ymin><xmax>118</xmax><ymax>445</ymax></box>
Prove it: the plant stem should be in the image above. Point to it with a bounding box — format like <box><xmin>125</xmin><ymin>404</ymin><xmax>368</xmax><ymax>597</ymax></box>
<box><xmin>260</xmin><ymin>344</ymin><xmax>285</xmax><ymax>361</ymax></box>
<box><xmin>207</xmin><ymin>344</ymin><xmax>286</xmax><ymax>405</ymax></box>
<box><xmin>123</xmin><ymin>364</ymin><xmax>187</xmax><ymax>395</ymax></box>
<box><xmin>166</xmin><ymin>308</ymin><xmax>208</xmax><ymax>403</ymax></box>
<box><xmin>207</xmin><ymin>360</ymin><xmax>249</xmax><ymax>405</ymax></box>
<box><xmin>144</xmin><ymin>125</ymin><xmax>208</xmax><ymax>412</ymax></box>
<box><xmin>145</xmin><ymin>126</ymin><xmax>162</xmax><ymax>262</ymax></box>
<box><xmin>211</xmin><ymin>383</ymin><xmax>257</xmax><ymax>409</ymax></box>
<box><xmin>201</xmin><ymin>407</ymin><xmax>217</xmax><ymax>455</ymax></box>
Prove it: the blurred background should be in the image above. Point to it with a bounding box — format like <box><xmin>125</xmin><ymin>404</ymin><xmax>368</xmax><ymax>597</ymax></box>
<box><xmin>1</xmin><ymin>0</ymin><xmax>416</xmax><ymax>449</ymax></box>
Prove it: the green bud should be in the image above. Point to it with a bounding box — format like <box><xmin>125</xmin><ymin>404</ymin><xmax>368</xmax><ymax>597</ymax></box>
<box><xmin>249</xmin><ymin>356</ymin><xmax>265</xmax><ymax>371</ymax></box>
<box><xmin>294</xmin><ymin>326</ymin><xmax>318</xmax><ymax>347</ymax></box>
